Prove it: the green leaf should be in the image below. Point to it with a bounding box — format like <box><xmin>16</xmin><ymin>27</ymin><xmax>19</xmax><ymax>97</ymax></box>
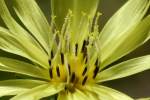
<box><xmin>13</xmin><ymin>0</ymin><xmax>52</xmax><ymax>53</ymax></box>
<box><xmin>86</xmin><ymin>85</ymin><xmax>133</xmax><ymax>100</ymax></box>
<box><xmin>0</xmin><ymin>0</ymin><xmax>41</xmax><ymax>50</ymax></box>
<box><xmin>0</xmin><ymin>79</ymin><xmax>46</xmax><ymax>97</ymax></box>
<box><xmin>99</xmin><ymin>0</ymin><xmax>150</xmax><ymax>68</ymax></box>
<box><xmin>11</xmin><ymin>83</ymin><xmax>64</xmax><ymax>100</ymax></box>
<box><xmin>96</xmin><ymin>55</ymin><xmax>150</xmax><ymax>82</ymax></box>
<box><xmin>0</xmin><ymin>57</ymin><xmax>49</xmax><ymax>79</ymax></box>
<box><xmin>51</xmin><ymin>0</ymin><xmax>99</xmax><ymax>29</ymax></box>
<box><xmin>0</xmin><ymin>27</ymin><xmax>49</xmax><ymax>69</ymax></box>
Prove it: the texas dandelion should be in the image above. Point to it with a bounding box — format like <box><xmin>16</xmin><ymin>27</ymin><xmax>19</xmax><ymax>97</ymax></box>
<box><xmin>0</xmin><ymin>0</ymin><xmax>150</xmax><ymax>100</ymax></box>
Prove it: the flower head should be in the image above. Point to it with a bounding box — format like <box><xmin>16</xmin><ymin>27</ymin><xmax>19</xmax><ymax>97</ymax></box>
<box><xmin>0</xmin><ymin>0</ymin><xmax>150</xmax><ymax>100</ymax></box>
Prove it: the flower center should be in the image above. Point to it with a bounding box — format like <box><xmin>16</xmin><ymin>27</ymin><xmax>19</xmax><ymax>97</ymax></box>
<box><xmin>47</xmin><ymin>12</ymin><xmax>101</xmax><ymax>92</ymax></box>
<box><xmin>48</xmin><ymin>39</ymin><xmax>100</xmax><ymax>91</ymax></box>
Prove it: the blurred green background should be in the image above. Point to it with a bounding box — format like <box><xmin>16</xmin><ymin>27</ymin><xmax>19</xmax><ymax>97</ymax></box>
<box><xmin>0</xmin><ymin>0</ymin><xmax>150</xmax><ymax>99</ymax></box>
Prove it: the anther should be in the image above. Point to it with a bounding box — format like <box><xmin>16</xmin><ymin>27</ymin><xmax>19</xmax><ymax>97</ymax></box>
<box><xmin>48</xmin><ymin>59</ymin><xmax>51</xmax><ymax>66</ymax></box>
<box><xmin>70</xmin><ymin>72</ymin><xmax>76</xmax><ymax>83</ymax></box>
<box><xmin>95</xmin><ymin>58</ymin><xmax>99</xmax><ymax>66</ymax></box>
<box><xmin>82</xmin><ymin>67</ymin><xmax>87</xmax><ymax>76</ymax></box>
<box><xmin>61</xmin><ymin>53</ymin><xmax>64</xmax><ymax>64</ymax></box>
<box><xmin>82</xmin><ymin>76</ymin><xmax>88</xmax><ymax>85</ymax></box>
<box><xmin>81</xmin><ymin>40</ymin><xmax>88</xmax><ymax>59</ymax></box>
<box><xmin>93</xmin><ymin>66</ymin><xmax>99</xmax><ymax>79</ymax></box>
<box><xmin>51</xmin><ymin>51</ymin><xmax>54</xmax><ymax>59</ymax></box>
<box><xmin>75</xmin><ymin>43</ymin><xmax>78</xmax><ymax>56</ymax></box>
<box><xmin>68</xmin><ymin>64</ymin><xmax>71</xmax><ymax>75</ymax></box>
<box><xmin>55</xmin><ymin>34</ymin><xmax>59</xmax><ymax>45</ymax></box>
<box><xmin>82</xmin><ymin>40</ymin><xmax>87</xmax><ymax>52</ymax></box>
<box><xmin>83</xmin><ymin>47</ymin><xmax>87</xmax><ymax>58</ymax></box>
<box><xmin>49</xmin><ymin>67</ymin><xmax>53</xmax><ymax>79</ymax></box>
<box><xmin>56</xmin><ymin>66</ymin><xmax>60</xmax><ymax>77</ymax></box>
<box><xmin>85</xmin><ymin>56</ymin><xmax>88</xmax><ymax>64</ymax></box>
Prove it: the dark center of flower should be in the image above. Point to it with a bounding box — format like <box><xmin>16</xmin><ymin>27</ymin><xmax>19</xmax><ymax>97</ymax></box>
<box><xmin>48</xmin><ymin>39</ymin><xmax>100</xmax><ymax>91</ymax></box>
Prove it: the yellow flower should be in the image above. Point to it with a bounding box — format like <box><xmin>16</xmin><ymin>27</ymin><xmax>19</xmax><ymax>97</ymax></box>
<box><xmin>0</xmin><ymin>0</ymin><xmax>150</xmax><ymax>100</ymax></box>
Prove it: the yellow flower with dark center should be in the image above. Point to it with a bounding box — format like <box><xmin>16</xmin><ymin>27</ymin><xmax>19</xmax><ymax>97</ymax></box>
<box><xmin>0</xmin><ymin>0</ymin><xmax>150</xmax><ymax>100</ymax></box>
